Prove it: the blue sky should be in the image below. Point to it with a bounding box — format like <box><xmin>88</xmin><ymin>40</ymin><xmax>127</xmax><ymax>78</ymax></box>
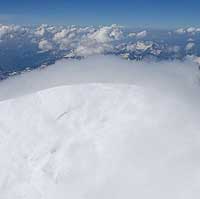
<box><xmin>0</xmin><ymin>0</ymin><xmax>199</xmax><ymax>28</ymax></box>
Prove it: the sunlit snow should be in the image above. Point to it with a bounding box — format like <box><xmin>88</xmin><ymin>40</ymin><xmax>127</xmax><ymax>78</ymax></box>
<box><xmin>0</xmin><ymin>56</ymin><xmax>200</xmax><ymax>198</ymax></box>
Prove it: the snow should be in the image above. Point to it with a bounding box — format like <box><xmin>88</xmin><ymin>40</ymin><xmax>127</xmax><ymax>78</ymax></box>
<box><xmin>175</xmin><ymin>28</ymin><xmax>185</xmax><ymax>34</ymax></box>
<box><xmin>128</xmin><ymin>32</ymin><xmax>136</xmax><ymax>37</ymax></box>
<box><xmin>185</xmin><ymin>42</ymin><xmax>195</xmax><ymax>51</ymax></box>
<box><xmin>126</xmin><ymin>41</ymin><xmax>153</xmax><ymax>51</ymax></box>
<box><xmin>187</xmin><ymin>27</ymin><xmax>196</xmax><ymax>33</ymax></box>
<box><xmin>0</xmin><ymin>56</ymin><xmax>200</xmax><ymax>198</ymax></box>
<box><xmin>193</xmin><ymin>56</ymin><xmax>200</xmax><ymax>65</ymax></box>
<box><xmin>136</xmin><ymin>30</ymin><xmax>147</xmax><ymax>38</ymax></box>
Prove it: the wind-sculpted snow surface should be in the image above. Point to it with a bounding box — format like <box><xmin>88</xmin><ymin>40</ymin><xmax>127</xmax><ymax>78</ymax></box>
<box><xmin>1</xmin><ymin>24</ymin><xmax>200</xmax><ymax>79</ymax></box>
<box><xmin>0</xmin><ymin>56</ymin><xmax>200</xmax><ymax>198</ymax></box>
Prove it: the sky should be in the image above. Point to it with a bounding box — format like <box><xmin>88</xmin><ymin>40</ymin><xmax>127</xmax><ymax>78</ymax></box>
<box><xmin>0</xmin><ymin>0</ymin><xmax>199</xmax><ymax>28</ymax></box>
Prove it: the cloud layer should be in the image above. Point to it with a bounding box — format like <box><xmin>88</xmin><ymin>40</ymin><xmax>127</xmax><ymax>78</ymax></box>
<box><xmin>1</xmin><ymin>24</ymin><xmax>200</xmax><ymax>79</ymax></box>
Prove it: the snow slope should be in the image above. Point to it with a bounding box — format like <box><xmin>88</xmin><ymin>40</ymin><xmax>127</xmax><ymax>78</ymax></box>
<box><xmin>0</xmin><ymin>56</ymin><xmax>200</xmax><ymax>198</ymax></box>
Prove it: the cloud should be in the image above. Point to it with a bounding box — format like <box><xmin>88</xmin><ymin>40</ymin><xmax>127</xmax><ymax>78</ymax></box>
<box><xmin>1</xmin><ymin>24</ymin><xmax>200</xmax><ymax>77</ymax></box>
<box><xmin>38</xmin><ymin>39</ymin><xmax>53</xmax><ymax>52</ymax></box>
<box><xmin>175</xmin><ymin>27</ymin><xmax>200</xmax><ymax>35</ymax></box>
<box><xmin>185</xmin><ymin>42</ymin><xmax>195</xmax><ymax>51</ymax></box>
<box><xmin>35</xmin><ymin>26</ymin><xmax>46</xmax><ymax>36</ymax></box>
<box><xmin>0</xmin><ymin>55</ymin><xmax>199</xmax><ymax>101</ymax></box>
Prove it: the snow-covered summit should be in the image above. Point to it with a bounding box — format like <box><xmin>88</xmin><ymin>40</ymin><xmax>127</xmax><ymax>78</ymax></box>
<box><xmin>0</xmin><ymin>56</ymin><xmax>200</xmax><ymax>198</ymax></box>
<box><xmin>0</xmin><ymin>82</ymin><xmax>200</xmax><ymax>199</ymax></box>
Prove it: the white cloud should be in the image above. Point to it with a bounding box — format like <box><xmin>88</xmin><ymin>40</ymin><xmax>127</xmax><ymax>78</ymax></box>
<box><xmin>35</xmin><ymin>27</ymin><xmax>46</xmax><ymax>36</ymax></box>
<box><xmin>185</xmin><ymin>42</ymin><xmax>195</xmax><ymax>51</ymax></box>
<box><xmin>175</xmin><ymin>27</ymin><xmax>200</xmax><ymax>35</ymax></box>
<box><xmin>53</xmin><ymin>29</ymin><xmax>69</xmax><ymax>41</ymax></box>
<box><xmin>0</xmin><ymin>55</ymin><xmax>198</xmax><ymax>100</ymax></box>
<box><xmin>38</xmin><ymin>39</ymin><xmax>53</xmax><ymax>52</ymax></box>
<box><xmin>0</xmin><ymin>24</ymin><xmax>21</xmax><ymax>38</ymax></box>
<box><xmin>0</xmin><ymin>23</ymin><xmax>200</xmax><ymax>73</ymax></box>
<box><xmin>88</xmin><ymin>27</ymin><xmax>113</xmax><ymax>43</ymax></box>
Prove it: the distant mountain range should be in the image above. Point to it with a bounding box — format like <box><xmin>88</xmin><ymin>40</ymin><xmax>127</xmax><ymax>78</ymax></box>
<box><xmin>1</xmin><ymin>24</ymin><xmax>200</xmax><ymax>79</ymax></box>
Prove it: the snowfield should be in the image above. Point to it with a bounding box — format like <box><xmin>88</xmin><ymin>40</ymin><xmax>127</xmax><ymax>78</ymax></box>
<box><xmin>0</xmin><ymin>56</ymin><xmax>200</xmax><ymax>198</ymax></box>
